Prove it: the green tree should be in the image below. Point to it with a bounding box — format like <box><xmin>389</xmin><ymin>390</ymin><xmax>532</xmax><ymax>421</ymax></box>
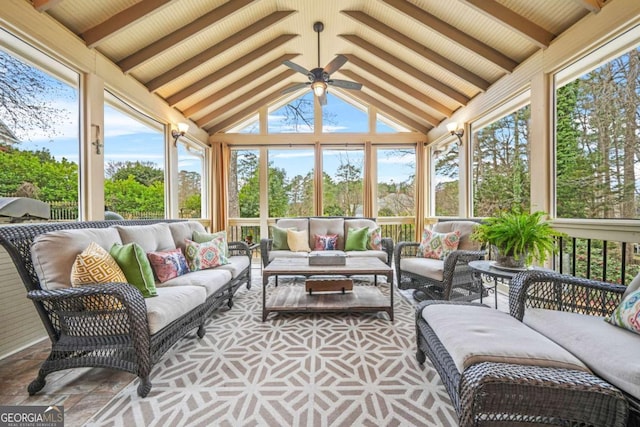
<box><xmin>105</xmin><ymin>161</ymin><xmax>164</xmax><ymax>186</ymax></box>
<box><xmin>104</xmin><ymin>176</ymin><xmax>164</xmax><ymax>215</ymax></box>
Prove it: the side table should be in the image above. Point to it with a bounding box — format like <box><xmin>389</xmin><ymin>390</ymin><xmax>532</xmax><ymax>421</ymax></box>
<box><xmin>468</xmin><ymin>260</ymin><xmax>553</xmax><ymax>308</ymax></box>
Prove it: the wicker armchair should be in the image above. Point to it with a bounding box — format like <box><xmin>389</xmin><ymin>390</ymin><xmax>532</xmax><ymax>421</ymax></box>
<box><xmin>395</xmin><ymin>220</ymin><xmax>485</xmax><ymax>301</ymax></box>
<box><xmin>510</xmin><ymin>270</ymin><xmax>639</xmax><ymax>425</ymax></box>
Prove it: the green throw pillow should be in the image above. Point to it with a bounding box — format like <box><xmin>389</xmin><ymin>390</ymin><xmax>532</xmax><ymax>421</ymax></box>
<box><xmin>345</xmin><ymin>226</ymin><xmax>369</xmax><ymax>251</ymax></box>
<box><xmin>271</xmin><ymin>225</ymin><xmax>292</xmax><ymax>250</ymax></box>
<box><xmin>110</xmin><ymin>242</ymin><xmax>157</xmax><ymax>298</ymax></box>
<box><xmin>192</xmin><ymin>230</ymin><xmax>229</xmax><ymax>258</ymax></box>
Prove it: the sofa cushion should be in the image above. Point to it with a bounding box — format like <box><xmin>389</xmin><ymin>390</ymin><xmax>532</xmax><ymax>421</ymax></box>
<box><xmin>417</xmin><ymin>229</ymin><xmax>461</xmax><ymax>260</ymax></box>
<box><xmin>367</xmin><ymin>226</ymin><xmax>382</xmax><ymax>250</ymax></box>
<box><xmin>287</xmin><ymin>229</ymin><xmax>311</xmax><ymax>252</ymax></box>
<box><xmin>309</xmin><ymin>218</ymin><xmax>344</xmax><ymax>249</ymax></box>
<box><xmin>624</xmin><ymin>271</ymin><xmax>640</xmax><ymax>299</ymax></box>
<box><xmin>314</xmin><ymin>234</ymin><xmax>338</xmax><ymax>250</ymax></box>
<box><xmin>147</xmin><ymin>248</ymin><xmax>190</xmax><ymax>283</ymax></box>
<box><xmin>345</xmin><ymin>249</ymin><xmax>388</xmax><ymax>264</ymax></box>
<box><xmin>31</xmin><ymin>227</ymin><xmax>123</xmax><ymax>290</ymax></box>
<box><xmin>524</xmin><ymin>308</ymin><xmax>640</xmax><ymax>399</ymax></box>
<box><xmin>216</xmin><ymin>255</ymin><xmax>250</xmax><ymax>279</ymax></box>
<box><xmin>157</xmin><ymin>268</ymin><xmax>232</xmax><ymax>298</ymax></box>
<box><xmin>606</xmin><ymin>289</ymin><xmax>640</xmax><ymax>335</ymax></box>
<box><xmin>271</xmin><ymin>225</ymin><xmax>292</xmax><ymax>250</ymax></box>
<box><xmin>192</xmin><ymin>229</ymin><xmax>229</xmax><ymax>259</ymax></box>
<box><xmin>400</xmin><ymin>257</ymin><xmax>444</xmax><ymax>281</ymax></box>
<box><xmin>424</xmin><ymin>304</ymin><xmax>589</xmax><ymax>374</ymax></box>
<box><xmin>146</xmin><ymin>286</ymin><xmax>206</xmax><ymax>335</ymax></box>
<box><xmin>114</xmin><ymin>223</ymin><xmax>176</xmax><ymax>253</ymax></box>
<box><xmin>345</xmin><ymin>226</ymin><xmax>369</xmax><ymax>251</ymax></box>
<box><xmin>276</xmin><ymin>218</ymin><xmax>308</xmax><ymax>233</ymax></box>
<box><xmin>110</xmin><ymin>242</ymin><xmax>158</xmax><ymax>297</ymax></box>
<box><xmin>168</xmin><ymin>221</ymin><xmax>206</xmax><ymax>253</ymax></box>
<box><xmin>185</xmin><ymin>238</ymin><xmax>229</xmax><ymax>271</ymax></box>
<box><xmin>268</xmin><ymin>250</ymin><xmax>309</xmax><ymax>263</ymax></box>
<box><xmin>433</xmin><ymin>221</ymin><xmax>480</xmax><ymax>251</ymax></box>
<box><xmin>70</xmin><ymin>242</ymin><xmax>126</xmax><ymax>284</ymax></box>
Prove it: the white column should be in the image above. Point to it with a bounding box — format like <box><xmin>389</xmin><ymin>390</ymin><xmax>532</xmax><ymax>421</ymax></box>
<box><xmin>529</xmin><ymin>71</ymin><xmax>552</xmax><ymax>215</ymax></box>
<box><xmin>81</xmin><ymin>73</ymin><xmax>104</xmax><ymax>220</ymax></box>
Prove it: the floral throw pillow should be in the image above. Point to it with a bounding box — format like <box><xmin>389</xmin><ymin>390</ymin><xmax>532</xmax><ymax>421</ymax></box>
<box><xmin>314</xmin><ymin>234</ymin><xmax>338</xmax><ymax>250</ymax></box>
<box><xmin>605</xmin><ymin>289</ymin><xmax>640</xmax><ymax>335</ymax></box>
<box><xmin>184</xmin><ymin>238</ymin><xmax>229</xmax><ymax>271</ymax></box>
<box><xmin>367</xmin><ymin>227</ymin><xmax>382</xmax><ymax>250</ymax></box>
<box><xmin>147</xmin><ymin>248</ymin><xmax>190</xmax><ymax>283</ymax></box>
<box><xmin>417</xmin><ymin>229</ymin><xmax>461</xmax><ymax>260</ymax></box>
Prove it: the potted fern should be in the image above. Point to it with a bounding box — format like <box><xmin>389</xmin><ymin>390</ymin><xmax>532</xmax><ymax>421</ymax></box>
<box><xmin>471</xmin><ymin>208</ymin><xmax>562</xmax><ymax>269</ymax></box>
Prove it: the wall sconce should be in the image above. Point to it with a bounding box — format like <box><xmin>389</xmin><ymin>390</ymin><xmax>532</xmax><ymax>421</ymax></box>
<box><xmin>447</xmin><ymin>122</ymin><xmax>464</xmax><ymax>145</ymax></box>
<box><xmin>172</xmin><ymin>122</ymin><xmax>189</xmax><ymax>147</ymax></box>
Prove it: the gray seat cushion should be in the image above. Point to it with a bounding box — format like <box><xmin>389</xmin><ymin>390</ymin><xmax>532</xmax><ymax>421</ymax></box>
<box><xmin>146</xmin><ymin>286</ymin><xmax>206</xmax><ymax>334</ymax></box>
<box><xmin>217</xmin><ymin>255</ymin><xmax>250</xmax><ymax>279</ymax></box>
<box><xmin>400</xmin><ymin>257</ymin><xmax>444</xmax><ymax>281</ymax></box>
<box><xmin>423</xmin><ymin>304</ymin><xmax>589</xmax><ymax>374</ymax></box>
<box><xmin>31</xmin><ymin>227</ymin><xmax>123</xmax><ymax>290</ymax></box>
<box><xmin>157</xmin><ymin>268</ymin><xmax>232</xmax><ymax>297</ymax></box>
<box><xmin>524</xmin><ymin>308</ymin><xmax>640</xmax><ymax>399</ymax></box>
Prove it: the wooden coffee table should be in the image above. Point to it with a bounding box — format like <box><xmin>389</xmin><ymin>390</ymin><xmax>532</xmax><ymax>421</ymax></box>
<box><xmin>261</xmin><ymin>257</ymin><xmax>394</xmax><ymax>321</ymax></box>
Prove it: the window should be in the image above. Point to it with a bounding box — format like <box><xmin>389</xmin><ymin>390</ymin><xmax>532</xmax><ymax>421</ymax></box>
<box><xmin>377</xmin><ymin>148</ymin><xmax>415</xmax><ymax>217</ymax></box>
<box><xmin>555</xmin><ymin>35</ymin><xmax>640</xmax><ymax>219</ymax></box>
<box><xmin>268</xmin><ymin>92</ymin><xmax>314</xmax><ymax>133</ymax></box>
<box><xmin>0</xmin><ymin>30</ymin><xmax>80</xmax><ymax>221</ymax></box>
<box><xmin>177</xmin><ymin>142</ymin><xmax>205</xmax><ymax>218</ymax></box>
<box><xmin>433</xmin><ymin>143</ymin><xmax>459</xmax><ymax>217</ymax></box>
<box><xmin>322</xmin><ymin>93</ymin><xmax>368</xmax><ymax>132</ymax></box>
<box><xmin>322</xmin><ymin>148</ymin><xmax>363</xmax><ymax>216</ymax></box>
<box><xmin>103</xmin><ymin>96</ymin><xmax>165</xmax><ymax>219</ymax></box>
<box><xmin>268</xmin><ymin>148</ymin><xmax>315</xmax><ymax>217</ymax></box>
<box><xmin>376</xmin><ymin>113</ymin><xmax>410</xmax><ymax>133</ymax></box>
<box><xmin>472</xmin><ymin>103</ymin><xmax>531</xmax><ymax>217</ymax></box>
<box><xmin>228</xmin><ymin>149</ymin><xmax>260</xmax><ymax>218</ymax></box>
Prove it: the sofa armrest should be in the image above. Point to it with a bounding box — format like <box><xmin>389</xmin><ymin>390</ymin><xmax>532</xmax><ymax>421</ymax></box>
<box><xmin>381</xmin><ymin>237</ymin><xmax>394</xmax><ymax>266</ymax></box>
<box><xmin>228</xmin><ymin>240</ymin><xmax>251</xmax><ymax>258</ymax></box>
<box><xmin>27</xmin><ymin>282</ymin><xmax>150</xmax><ymax>346</ymax></box>
<box><xmin>509</xmin><ymin>271</ymin><xmax>626</xmax><ymax>321</ymax></box>
<box><xmin>260</xmin><ymin>238</ymin><xmax>273</xmax><ymax>267</ymax></box>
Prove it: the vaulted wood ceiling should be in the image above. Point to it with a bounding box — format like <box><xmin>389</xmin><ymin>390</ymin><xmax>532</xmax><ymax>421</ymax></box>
<box><xmin>33</xmin><ymin>0</ymin><xmax>606</xmax><ymax>135</ymax></box>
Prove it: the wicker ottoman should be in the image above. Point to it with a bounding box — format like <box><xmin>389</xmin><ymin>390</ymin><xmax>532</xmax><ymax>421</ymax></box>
<box><xmin>416</xmin><ymin>300</ymin><xmax>629</xmax><ymax>427</ymax></box>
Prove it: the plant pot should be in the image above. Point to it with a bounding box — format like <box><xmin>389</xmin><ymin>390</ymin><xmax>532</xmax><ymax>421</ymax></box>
<box><xmin>492</xmin><ymin>246</ymin><xmax>527</xmax><ymax>269</ymax></box>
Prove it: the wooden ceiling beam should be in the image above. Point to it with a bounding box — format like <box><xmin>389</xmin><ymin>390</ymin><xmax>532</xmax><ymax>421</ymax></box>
<box><xmin>343</xmin><ymin>89</ymin><xmax>430</xmax><ymax>134</ymax></box>
<box><xmin>147</xmin><ymin>11</ymin><xmax>295</xmax><ymax>92</ymax></box>
<box><xmin>196</xmin><ymin>70</ymin><xmax>296</xmax><ymax>127</ymax></box>
<box><xmin>164</xmin><ymin>34</ymin><xmax>298</xmax><ymax>106</ymax></box>
<box><xmin>81</xmin><ymin>0</ymin><xmax>174</xmax><ymax>49</ymax></box>
<box><xmin>381</xmin><ymin>0</ymin><xmax>517</xmax><ymax>72</ymax></box>
<box><xmin>339</xmin><ymin>34</ymin><xmax>469</xmax><ymax>106</ymax></box>
<box><xmin>182</xmin><ymin>53</ymin><xmax>300</xmax><ymax>117</ymax></box>
<box><xmin>460</xmin><ymin>0</ymin><xmax>554</xmax><ymax>48</ymax></box>
<box><xmin>342</xmin><ymin>10</ymin><xmax>490</xmax><ymax>91</ymax></box>
<box><xmin>208</xmin><ymin>84</ymin><xmax>298</xmax><ymax>135</ymax></box>
<box><xmin>342</xmin><ymin>54</ymin><xmax>453</xmax><ymax>117</ymax></box>
<box><xmin>339</xmin><ymin>69</ymin><xmax>440</xmax><ymax>127</ymax></box>
<box><xmin>571</xmin><ymin>0</ymin><xmax>604</xmax><ymax>13</ymax></box>
<box><xmin>31</xmin><ymin>0</ymin><xmax>63</xmax><ymax>12</ymax></box>
<box><xmin>118</xmin><ymin>0</ymin><xmax>255</xmax><ymax>72</ymax></box>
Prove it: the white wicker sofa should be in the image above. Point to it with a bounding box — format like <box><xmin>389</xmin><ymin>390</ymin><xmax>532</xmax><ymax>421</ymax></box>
<box><xmin>259</xmin><ymin>216</ymin><xmax>393</xmax><ymax>267</ymax></box>
<box><xmin>0</xmin><ymin>220</ymin><xmax>251</xmax><ymax>398</ymax></box>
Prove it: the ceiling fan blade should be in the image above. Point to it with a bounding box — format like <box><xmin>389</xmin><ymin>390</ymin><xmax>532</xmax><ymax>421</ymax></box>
<box><xmin>323</xmin><ymin>54</ymin><xmax>348</xmax><ymax>75</ymax></box>
<box><xmin>283</xmin><ymin>60</ymin><xmax>311</xmax><ymax>76</ymax></box>
<box><xmin>318</xmin><ymin>93</ymin><xmax>328</xmax><ymax>106</ymax></box>
<box><xmin>329</xmin><ymin>79</ymin><xmax>363</xmax><ymax>90</ymax></box>
<box><xmin>282</xmin><ymin>82</ymin><xmax>309</xmax><ymax>94</ymax></box>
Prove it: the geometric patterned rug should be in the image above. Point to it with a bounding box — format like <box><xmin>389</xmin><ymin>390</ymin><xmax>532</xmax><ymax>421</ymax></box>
<box><xmin>85</xmin><ymin>276</ymin><xmax>457</xmax><ymax>426</ymax></box>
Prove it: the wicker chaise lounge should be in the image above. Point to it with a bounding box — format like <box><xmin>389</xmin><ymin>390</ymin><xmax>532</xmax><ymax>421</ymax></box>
<box><xmin>0</xmin><ymin>220</ymin><xmax>251</xmax><ymax>397</ymax></box>
<box><xmin>416</xmin><ymin>267</ymin><xmax>639</xmax><ymax>427</ymax></box>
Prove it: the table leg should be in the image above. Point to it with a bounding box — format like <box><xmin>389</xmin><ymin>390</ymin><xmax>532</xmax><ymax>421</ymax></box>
<box><xmin>388</xmin><ymin>272</ymin><xmax>394</xmax><ymax>321</ymax></box>
<box><xmin>262</xmin><ymin>273</ymin><xmax>269</xmax><ymax>321</ymax></box>
<box><xmin>494</xmin><ymin>277</ymin><xmax>498</xmax><ymax>309</ymax></box>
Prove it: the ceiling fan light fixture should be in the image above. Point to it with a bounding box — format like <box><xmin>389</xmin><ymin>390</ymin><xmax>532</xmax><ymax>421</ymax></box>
<box><xmin>312</xmin><ymin>81</ymin><xmax>327</xmax><ymax>97</ymax></box>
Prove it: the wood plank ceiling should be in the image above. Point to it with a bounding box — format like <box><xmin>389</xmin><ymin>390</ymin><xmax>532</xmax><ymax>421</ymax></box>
<box><xmin>33</xmin><ymin>0</ymin><xmax>605</xmax><ymax>135</ymax></box>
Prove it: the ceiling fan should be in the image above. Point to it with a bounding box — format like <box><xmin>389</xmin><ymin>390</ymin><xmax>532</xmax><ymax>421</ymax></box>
<box><xmin>283</xmin><ymin>21</ymin><xmax>362</xmax><ymax>106</ymax></box>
